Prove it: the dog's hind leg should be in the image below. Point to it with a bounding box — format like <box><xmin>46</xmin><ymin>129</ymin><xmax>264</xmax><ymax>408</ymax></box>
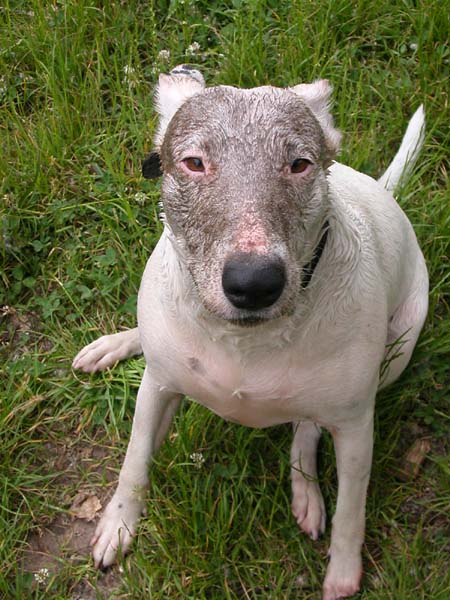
<box><xmin>380</xmin><ymin>262</ymin><xmax>428</xmax><ymax>389</ymax></box>
<box><xmin>323</xmin><ymin>413</ymin><xmax>374</xmax><ymax>600</ymax></box>
<box><xmin>72</xmin><ymin>328</ymin><xmax>142</xmax><ymax>373</ymax></box>
<box><xmin>290</xmin><ymin>421</ymin><xmax>326</xmax><ymax>540</ymax></box>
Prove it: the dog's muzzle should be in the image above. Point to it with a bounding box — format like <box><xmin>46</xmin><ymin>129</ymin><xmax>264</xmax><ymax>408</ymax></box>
<box><xmin>222</xmin><ymin>253</ymin><xmax>286</xmax><ymax>311</ymax></box>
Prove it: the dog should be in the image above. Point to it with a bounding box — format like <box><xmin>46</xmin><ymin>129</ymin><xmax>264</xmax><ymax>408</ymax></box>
<box><xmin>73</xmin><ymin>65</ymin><xmax>428</xmax><ymax>599</ymax></box>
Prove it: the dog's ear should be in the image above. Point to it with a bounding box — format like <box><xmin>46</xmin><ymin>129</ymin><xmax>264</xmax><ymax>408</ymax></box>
<box><xmin>142</xmin><ymin>151</ymin><xmax>163</xmax><ymax>179</ymax></box>
<box><xmin>154</xmin><ymin>65</ymin><xmax>205</xmax><ymax>148</ymax></box>
<box><xmin>291</xmin><ymin>79</ymin><xmax>342</xmax><ymax>159</ymax></box>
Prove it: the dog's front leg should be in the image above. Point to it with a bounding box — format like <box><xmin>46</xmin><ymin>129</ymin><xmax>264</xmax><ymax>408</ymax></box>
<box><xmin>73</xmin><ymin>328</ymin><xmax>142</xmax><ymax>373</ymax></box>
<box><xmin>322</xmin><ymin>414</ymin><xmax>374</xmax><ymax>600</ymax></box>
<box><xmin>91</xmin><ymin>367</ymin><xmax>181</xmax><ymax>568</ymax></box>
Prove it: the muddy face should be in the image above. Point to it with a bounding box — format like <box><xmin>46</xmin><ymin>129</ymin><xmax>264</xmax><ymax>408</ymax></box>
<box><xmin>159</xmin><ymin>86</ymin><xmax>331</xmax><ymax>324</ymax></box>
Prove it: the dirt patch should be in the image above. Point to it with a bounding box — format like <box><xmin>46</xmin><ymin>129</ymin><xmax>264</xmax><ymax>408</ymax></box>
<box><xmin>26</xmin><ymin>515</ymin><xmax>96</xmax><ymax>577</ymax></box>
<box><xmin>21</xmin><ymin>437</ymin><xmax>126</xmax><ymax>599</ymax></box>
<box><xmin>0</xmin><ymin>305</ymin><xmax>48</xmax><ymax>358</ymax></box>
<box><xmin>24</xmin><ymin>513</ymin><xmax>123</xmax><ymax>599</ymax></box>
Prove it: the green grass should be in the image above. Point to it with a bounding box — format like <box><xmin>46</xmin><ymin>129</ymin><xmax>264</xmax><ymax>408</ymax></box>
<box><xmin>1</xmin><ymin>0</ymin><xmax>449</xmax><ymax>598</ymax></box>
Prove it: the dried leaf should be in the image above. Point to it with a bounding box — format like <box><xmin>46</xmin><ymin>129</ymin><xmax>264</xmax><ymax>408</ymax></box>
<box><xmin>398</xmin><ymin>438</ymin><xmax>431</xmax><ymax>481</ymax></box>
<box><xmin>70</xmin><ymin>494</ymin><xmax>102</xmax><ymax>521</ymax></box>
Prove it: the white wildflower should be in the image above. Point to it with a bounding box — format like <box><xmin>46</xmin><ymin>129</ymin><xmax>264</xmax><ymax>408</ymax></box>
<box><xmin>370</xmin><ymin>574</ymin><xmax>383</xmax><ymax>589</ymax></box>
<box><xmin>134</xmin><ymin>191</ymin><xmax>146</xmax><ymax>205</ymax></box>
<box><xmin>186</xmin><ymin>41</ymin><xmax>201</xmax><ymax>56</ymax></box>
<box><xmin>0</xmin><ymin>76</ymin><xmax>7</xmax><ymax>97</ymax></box>
<box><xmin>409</xmin><ymin>42</ymin><xmax>418</xmax><ymax>51</ymax></box>
<box><xmin>122</xmin><ymin>64</ymin><xmax>138</xmax><ymax>88</ymax></box>
<box><xmin>295</xmin><ymin>574</ymin><xmax>308</xmax><ymax>588</ymax></box>
<box><xmin>190</xmin><ymin>452</ymin><xmax>205</xmax><ymax>469</ymax></box>
<box><xmin>158</xmin><ymin>49</ymin><xmax>171</xmax><ymax>62</ymax></box>
<box><xmin>34</xmin><ymin>568</ymin><xmax>50</xmax><ymax>584</ymax></box>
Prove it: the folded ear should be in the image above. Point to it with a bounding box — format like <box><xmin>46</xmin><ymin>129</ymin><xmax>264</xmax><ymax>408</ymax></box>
<box><xmin>291</xmin><ymin>79</ymin><xmax>341</xmax><ymax>159</ymax></box>
<box><xmin>142</xmin><ymin>151</ymin><xmax>162</xmax><ymax>179</ymax></box>
<box><xmin>154</xmin><ymin>65</ymin><xmax>205</xmax><ymax>148</ymax></box>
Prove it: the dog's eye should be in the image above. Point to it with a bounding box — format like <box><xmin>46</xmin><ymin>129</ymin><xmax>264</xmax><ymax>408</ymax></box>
<box><xmin>290</xmin><ymin>158</ymin><xmax>311</xmax><ymax>174</ymax></box>
<box><xmin>183</xmin><ymin>157</ymin><xmax>205</xmax><ymax>172</ymax></box>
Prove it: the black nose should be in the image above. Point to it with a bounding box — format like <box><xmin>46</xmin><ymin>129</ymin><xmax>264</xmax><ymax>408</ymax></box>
<box><xmin>222</xmin><ymin>253</ymin><xmax>286</xmax><ymax>310</ymax></box>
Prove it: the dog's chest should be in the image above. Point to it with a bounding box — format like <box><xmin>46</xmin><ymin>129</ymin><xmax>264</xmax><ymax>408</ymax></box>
<box><xmin>158</xmin><ymin>333</ymin><xmax>348</xmax><ymax>428</ymax></box>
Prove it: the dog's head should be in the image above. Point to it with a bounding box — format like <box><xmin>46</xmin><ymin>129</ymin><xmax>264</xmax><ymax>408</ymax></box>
<box><xmin>143</xmin><ymin>66</ymin><xmax>341</xmax><ymax>325</ymax></box>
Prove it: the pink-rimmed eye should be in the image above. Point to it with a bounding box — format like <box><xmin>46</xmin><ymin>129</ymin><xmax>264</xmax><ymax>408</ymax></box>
<box><xmin>290</xmin><ymin>158</ymin><xmax>312</xmax><ymax>174</ymax></box>
<box><xmin>182</xmin><ymin>157</ymin><xmax>205</xmax><ymax>172</ymax></box>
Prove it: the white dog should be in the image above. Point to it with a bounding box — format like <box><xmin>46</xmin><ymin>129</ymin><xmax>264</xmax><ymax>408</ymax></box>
<box><xmin>73</xmin><ymin>66</ymin><xmax>428</xmax><ymax>599</ymax></box>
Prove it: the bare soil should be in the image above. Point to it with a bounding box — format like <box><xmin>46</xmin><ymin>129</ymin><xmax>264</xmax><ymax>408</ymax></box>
<box><xmin>22</xmin><ymin>437</ymin><xmax>126</xmax><ymax>599</ymax></box>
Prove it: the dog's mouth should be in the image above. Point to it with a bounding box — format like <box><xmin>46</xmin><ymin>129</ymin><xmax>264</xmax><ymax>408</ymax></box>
<box><xmin>201</xmin><ymin>298</ymin><xmax>284</xmax><ymax>328</ymax></box>
<box><xmin>221</xmin><ymin>300</ymin><xmax>295</xmax><ymax>327</ymax></box>
<box><xmin>226</xmin><ymin>315</ymin><xmax>269</xmax><ymax>327</ymax></box>
<box><xmin>199</xmin><ymin>285</ymin><xmax>295</xmax><ymax>327</ymax></box>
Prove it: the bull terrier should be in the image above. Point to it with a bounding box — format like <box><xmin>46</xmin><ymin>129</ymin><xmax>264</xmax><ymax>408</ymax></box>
<box><xmin>73</xmin><ymin>65</ymin><xmax>428</xmax><ymax>599</ymax></box>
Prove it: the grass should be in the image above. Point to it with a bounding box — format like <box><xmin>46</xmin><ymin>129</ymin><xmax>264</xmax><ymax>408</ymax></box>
<box><xmin>1</xmin><ymin>0</ymin><xmax>449</xmax><ymax>598</ymax></box>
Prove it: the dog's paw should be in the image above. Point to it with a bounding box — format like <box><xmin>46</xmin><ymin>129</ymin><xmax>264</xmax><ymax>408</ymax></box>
<box><xmin>322</xmin><ymin>552</ymin><xmax>362</xmax><ymax>600</ymax></box>
<box><xmin>91</xmin><ymin>494</ymin><xmax>144</xmax><ymax>568</ymax></box>
<box><xmin>291</xmin><ymin>478</ymin><xmax>326</xmax><ymax>540</ymax></box>
<box><xmin>73</xmin><ymin>333</ymin><xmax>134</xmax><ymax>373</ymax></box>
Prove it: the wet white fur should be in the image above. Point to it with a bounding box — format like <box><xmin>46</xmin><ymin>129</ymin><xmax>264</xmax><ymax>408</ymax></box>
<box><xmin>154</xmin><ymin>71</ymin><xmax>205</xmax><ymax>149</ymax></box>
<box><xmin>292</xmin><ymin>79</ymin><xmax>342</xmax><ymax>156</ymax></box>
<box><xmin>378</xmin><ymin>104</ymin><xmax>425</xmax><ymax>192</ymax></box>
<box><xmin>73</xmin><ymin>76</ymin><xmax>428</xmax><ymax>600</ymax></box>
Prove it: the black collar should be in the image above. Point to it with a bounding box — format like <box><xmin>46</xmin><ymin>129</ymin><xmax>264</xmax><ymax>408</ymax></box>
<box><xmin>301</xmin><ymin>220</ymin><xmax>329</xmax><ymax>289</ymax></box>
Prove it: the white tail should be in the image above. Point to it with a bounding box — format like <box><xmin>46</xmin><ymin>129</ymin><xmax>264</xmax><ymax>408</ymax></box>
<box><xmin>378</xmin><ymin>105</ymin><xmax>425</xmax><ymax>193</ymax></box>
